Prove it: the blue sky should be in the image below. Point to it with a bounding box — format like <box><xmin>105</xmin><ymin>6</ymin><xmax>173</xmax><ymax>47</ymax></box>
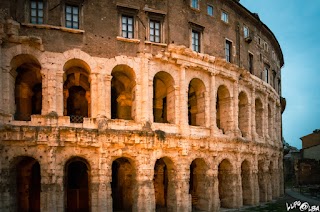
<box><xmin>240</xmin><ymin>1</ymin><xmax>320</xmax><ymax>149</ymax></box>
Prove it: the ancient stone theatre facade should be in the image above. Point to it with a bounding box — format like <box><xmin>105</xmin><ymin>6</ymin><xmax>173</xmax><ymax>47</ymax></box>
<box><xmin>0</xmin><ymin>0</ymin><xmax>286</xmax><ymax>211</ymax></box>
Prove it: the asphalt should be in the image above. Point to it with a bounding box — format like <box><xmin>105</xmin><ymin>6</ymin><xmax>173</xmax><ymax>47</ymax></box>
<box><xmin>285</xmin><ymin>188</ymin><xmax>320</xmax><ymax>206</ymax></box>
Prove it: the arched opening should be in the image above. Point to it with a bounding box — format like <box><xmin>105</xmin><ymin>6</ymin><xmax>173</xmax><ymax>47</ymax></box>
<box><xmin>238</xmin><ymin>92</ymin><xmax>249</xmax><ymax>137</ymax></box>
<box><xmin>255</xmin><ymin>98</ymin><xmax>263</xmax><ymax>136</ymax></box>
<box><xmin>65</xmin><ymin>158</ymin><xmax>90</xmax><ymax>211</ymax></box>
<box><xmin>268</xmin><ymin>104</ymin><xmax>273</xmax><ymax>139</ymax></box>
<box><xmin>188</xmin><ymin>78</ymin><xmax>206</xmax><ymax>126</ymax></box>
<box><xmin>218</xmin><ymin>159</ymin><xmax>235</xmax><ymax>208</ymax></box>
<box><xmin>241</xmin><ymin>160</ymin><xmax>252</xmax><ymax>205</ymax></box>
<box><xmin>112</xmin><ymin>157</ymin><xmax>134</xmax><ymax>212</ymax></box>
<box><xmin>111</xmin><ymin>65</ymin><xmax>136</xmax><ymax>120</ymax></box>
<box><xmin>189</xmin><ymin>159</ymin><xmax>209</xmax><ymax>211</ymax></box>
<box><xmin>258</xmin><ymin>160</ymin><xmax>267</xmax><ymax>202</ymax></box>
<box><xmin>63</xmin><ymin>59</ymin><xmax>91</xmax><ymax>123</ymax></box>
<box><xmin>15</xmin><ymin>157</ymin><xmax>41</xmax><ymax>212</ymax></box>
<box><xmin>12</xmin><ymin>54</ymin><xmax>42</xmax><ymax>121</ymax></box>
<box><xmin>153</xmin><ymin>71</ymin><xmax>175</xmax><ymax>123</ymax></box>
<box><xmin>216</xmin><ymin>85</ymin><xmax>231</xmax><ymax>133</ymax></box>
<box><xmin>154</xmin><ymin>157</ymin><xmax>176</xmax><ymax>212</ymax></box>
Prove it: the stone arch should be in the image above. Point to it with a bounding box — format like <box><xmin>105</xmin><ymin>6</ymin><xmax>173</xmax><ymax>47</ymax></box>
<box><xmin>11</xmin><ymin>54</ymin><xmax>42</xmax><ymax>121</ymax></box>
<box><xmin>258</xmin><ymin>160</ymin><xmax>267</xmax><ymax>202</ymax></box>
<box><xmin>216</xmin><ymin>85</ymin><xmax>232</xmax><ymax>134</ymax></box>
<box><xmin>65</xmin><ymin>157</ymin><xmax>90</xmax><ymax>212</ymax></box>
<box><xmin>63</xmin><ymin>59</ymin><xmax>91</xmax><ymax>123</ymax></box>
<box><xmin>188</xmin><ymin>78</ymin><xmax>206</xmax><ymax>126</ymax></box>
<box><xmin>255</xmin><ymin>98</ymin><xmax>263</xmax><ymax>137</ymax></box>
<box><xmin>238</xmin><ymin>91</ymin><xmax>250</xmax><ymax>137</ymax></box>
<box><xmin>111</xmin><ymin>65</ymin><xmax>136</xmax><ymax>120</ymax></box>
<box><xmin>241</xmin><ymin>160</ymin><xmax>253</xmax><ymax>205</ymax></box>
<box><xmin>10</xmin><ymin>156</ymin><xmax>41</xmax><ymax>212</ymax></box>
<box><xmin>111</xmin><ymin>157</ymin><xmax>136</xmax><ymax>212</ymax></box>
<box><xmin>189</xmin><ymin>158</ymin><xmax>210</xmax><ymax>211</ymax></box>
<box><xmin>153</xmin><ymin>157</ymin><xmax>177</xmax><ymax>212</ymax></box>
<box><xmin>218</xmin><ymin>159</ymin><xmax>235</xmax><ymax>208</ymax></box>
<box><xmin>153</xmin><ymin>71</ymin><xmax>175</xmax><ymax>124</ymax></box>
<box><xmin>61</xmin><ymin>49</ymin><xmax>97</xmax><ymax>72</ymax></box>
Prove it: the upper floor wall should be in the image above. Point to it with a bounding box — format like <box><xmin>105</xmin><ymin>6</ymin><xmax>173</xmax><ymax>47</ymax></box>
<box><xmin>0</xmin><ymin>0</ymin><xmax>284</xmax><ymax>94</ymax></box>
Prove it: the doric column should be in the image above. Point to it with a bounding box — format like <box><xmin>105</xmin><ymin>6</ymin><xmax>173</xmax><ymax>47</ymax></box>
<box><xmin>179</xmin><ymin>65</ymin><xmax>188</xmax><ymax>135</ymax></box>
<box><xmin>252</xmin><ymin>155</ymin><xmax>259</xmax><ymax>205</ymax></box>
<box><xmin>135</xmin><ymin>167</ymin><xmax>155</xmax><ymax>212</ymax></box>
<box><xmin>211</xmin><ymin>168</ymin><xmax>220</xmax><ymax>211</ymax></box>
<box><xmin>175</xmin><ymin>164</ymin><xmax>191</xmax><ymax>212</ymax></box>
<box><xmin>41</xmin><ymin>148</ymin><xmax>62</xmax><ymax>211</ymax></box>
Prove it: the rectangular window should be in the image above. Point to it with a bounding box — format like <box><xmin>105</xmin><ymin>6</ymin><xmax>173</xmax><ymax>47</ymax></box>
<box><xmin>65</xmin><ymin>4</ymin><xmax>79</xmax><ymax>29</ymax></box>
<box><xmin>30</xmin><ymin>0</ymin><xmax>44</xmax><ymax>24</ymax></box>
<box><xmin>225</xmin><ymin>40</ymin><xmax>232</xmax><ymax>62</ymax></box>
<box><xmin>122</xmin><ymin>15</ymin><xmax>134</xmax><ymax>38</ymax></box>
<box><xmin>207</xmin><ymin>5</ymin><xmax>213</xmax><ymax>16</ymax></box>
<box><xmin>191</xmin><ymin>0</ymin><xmax>199</xmax><ymax>9</ymax></box>
<box><xmin>221</xmin><ymin>11</ymin><xmax>228</xmax><ymax>23</ymax></box>
<box><xmin>244</xmin><ymin>26</ymin><xmax>249</xmax><ymax>38</ymax></box>
<box><xmin>150</xmin><ymin>20</ymin><xmax>160</xmax><ymax>43</ymax></box>
<box><xmin>192</xmin><ymin>30</ymin><xmax>200</xmax><ymax>52</ymax></box>
<box><xmin>249</xmin><ymin>53</ymin><xmax>253</xmax><ymax>74</ymax></box>
<box><xmin>264</xmin><ymin>66</ymin><xmax>269</xmax><ymax>83</ymax></box>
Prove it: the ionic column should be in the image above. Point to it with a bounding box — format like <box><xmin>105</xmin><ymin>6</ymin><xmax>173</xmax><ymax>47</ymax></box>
<box><xmin>97</xmin><ymin>74</ymin><xmax>106</xmax><ymax>118</ymax></box>
<box><xmin>90</xmin><ymin>73</ymin><xmax>98</xmax><ymax>118</ymax></box>
<box><xmin>148</xmin><ymin>78</ymin><xmax>154</xmax><ymax>123</ymax></box>
<box><xmin>104</xmin><ymin>75</ymin><xmax>112</xmax><ymax>119</ymax></box>
<box><xmin>251</xmin><ymin>88</ymin><xmax>257</xmax><ymax>140</ymax></box>
<box><xmin>42</xmin><ymin>67</ymin><xmax>60</xmax><ymax>115</ymax></box>
<box><xmin>140</xmin><ymin>58</ymin><xmax>149</xmax><ymax>123</ymax></box>
<box><xmin>56</xmin><ymin>72</ymin><xmax>64</xmax><ymax>116</ymax></box>
<box><xmin>0</xmin><ymin>67</ymin><xmax>3</xmax><ymax>113</ymax></box>
<box><xmin>179</xmin><ymin>65</ymin><xmax>188</xmax><ymax>135</ymax></box>
<box><xmin>233</xmin><ymin>81</ymin><xmax>241</xmax><ymax>136</ymax></box>
<box><xmin>210</xmin><ymin>73</ymin><xmax>218</xmax><ymax>135</ymax></box>
<box><xmin>2</xmin><ymin>68</ymin><xmax>16</xmax><ymax>115</ymax></box>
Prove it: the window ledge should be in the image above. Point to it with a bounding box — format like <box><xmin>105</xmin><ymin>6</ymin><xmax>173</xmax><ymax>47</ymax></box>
<box><xmin>116</xmin><ymin>36</ymin><xmax>140</xmax><ymax>43</ymax></box>
<box><xmin>144</xmin><ymin>41</ymin><xmax>167</xmax><ymax>47</ymax></box>
<box><xmin>190</xmin><ymin>7</ymin><xmax>201</xmax><ymax>12</ymax></box>
<box><xmin>21</xmin><ymin>23</ymin><xmax>85</xmax><ymax>34</ymax></box>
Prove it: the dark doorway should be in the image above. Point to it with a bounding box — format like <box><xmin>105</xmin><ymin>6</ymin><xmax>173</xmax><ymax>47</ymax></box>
<box><xmin>66</xmin><ymin>159</ymin><xmax>90</xmax><ymax>212</ymax></box>
<box><xmin>111</xmin><ymin>158</ymin><xmax>134</xmax><ymax>212</ymax></box>
<box><xmin>16</xmin><ymin>157</ymin><xmax>41</xmax><ymax>212</ymax></box>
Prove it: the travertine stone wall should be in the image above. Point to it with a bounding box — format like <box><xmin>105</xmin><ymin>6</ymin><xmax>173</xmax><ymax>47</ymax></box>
<box><xmin>0</xmin><ymin>17</ymin><xmax>284</xmax><ymax>212</ymax></box>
